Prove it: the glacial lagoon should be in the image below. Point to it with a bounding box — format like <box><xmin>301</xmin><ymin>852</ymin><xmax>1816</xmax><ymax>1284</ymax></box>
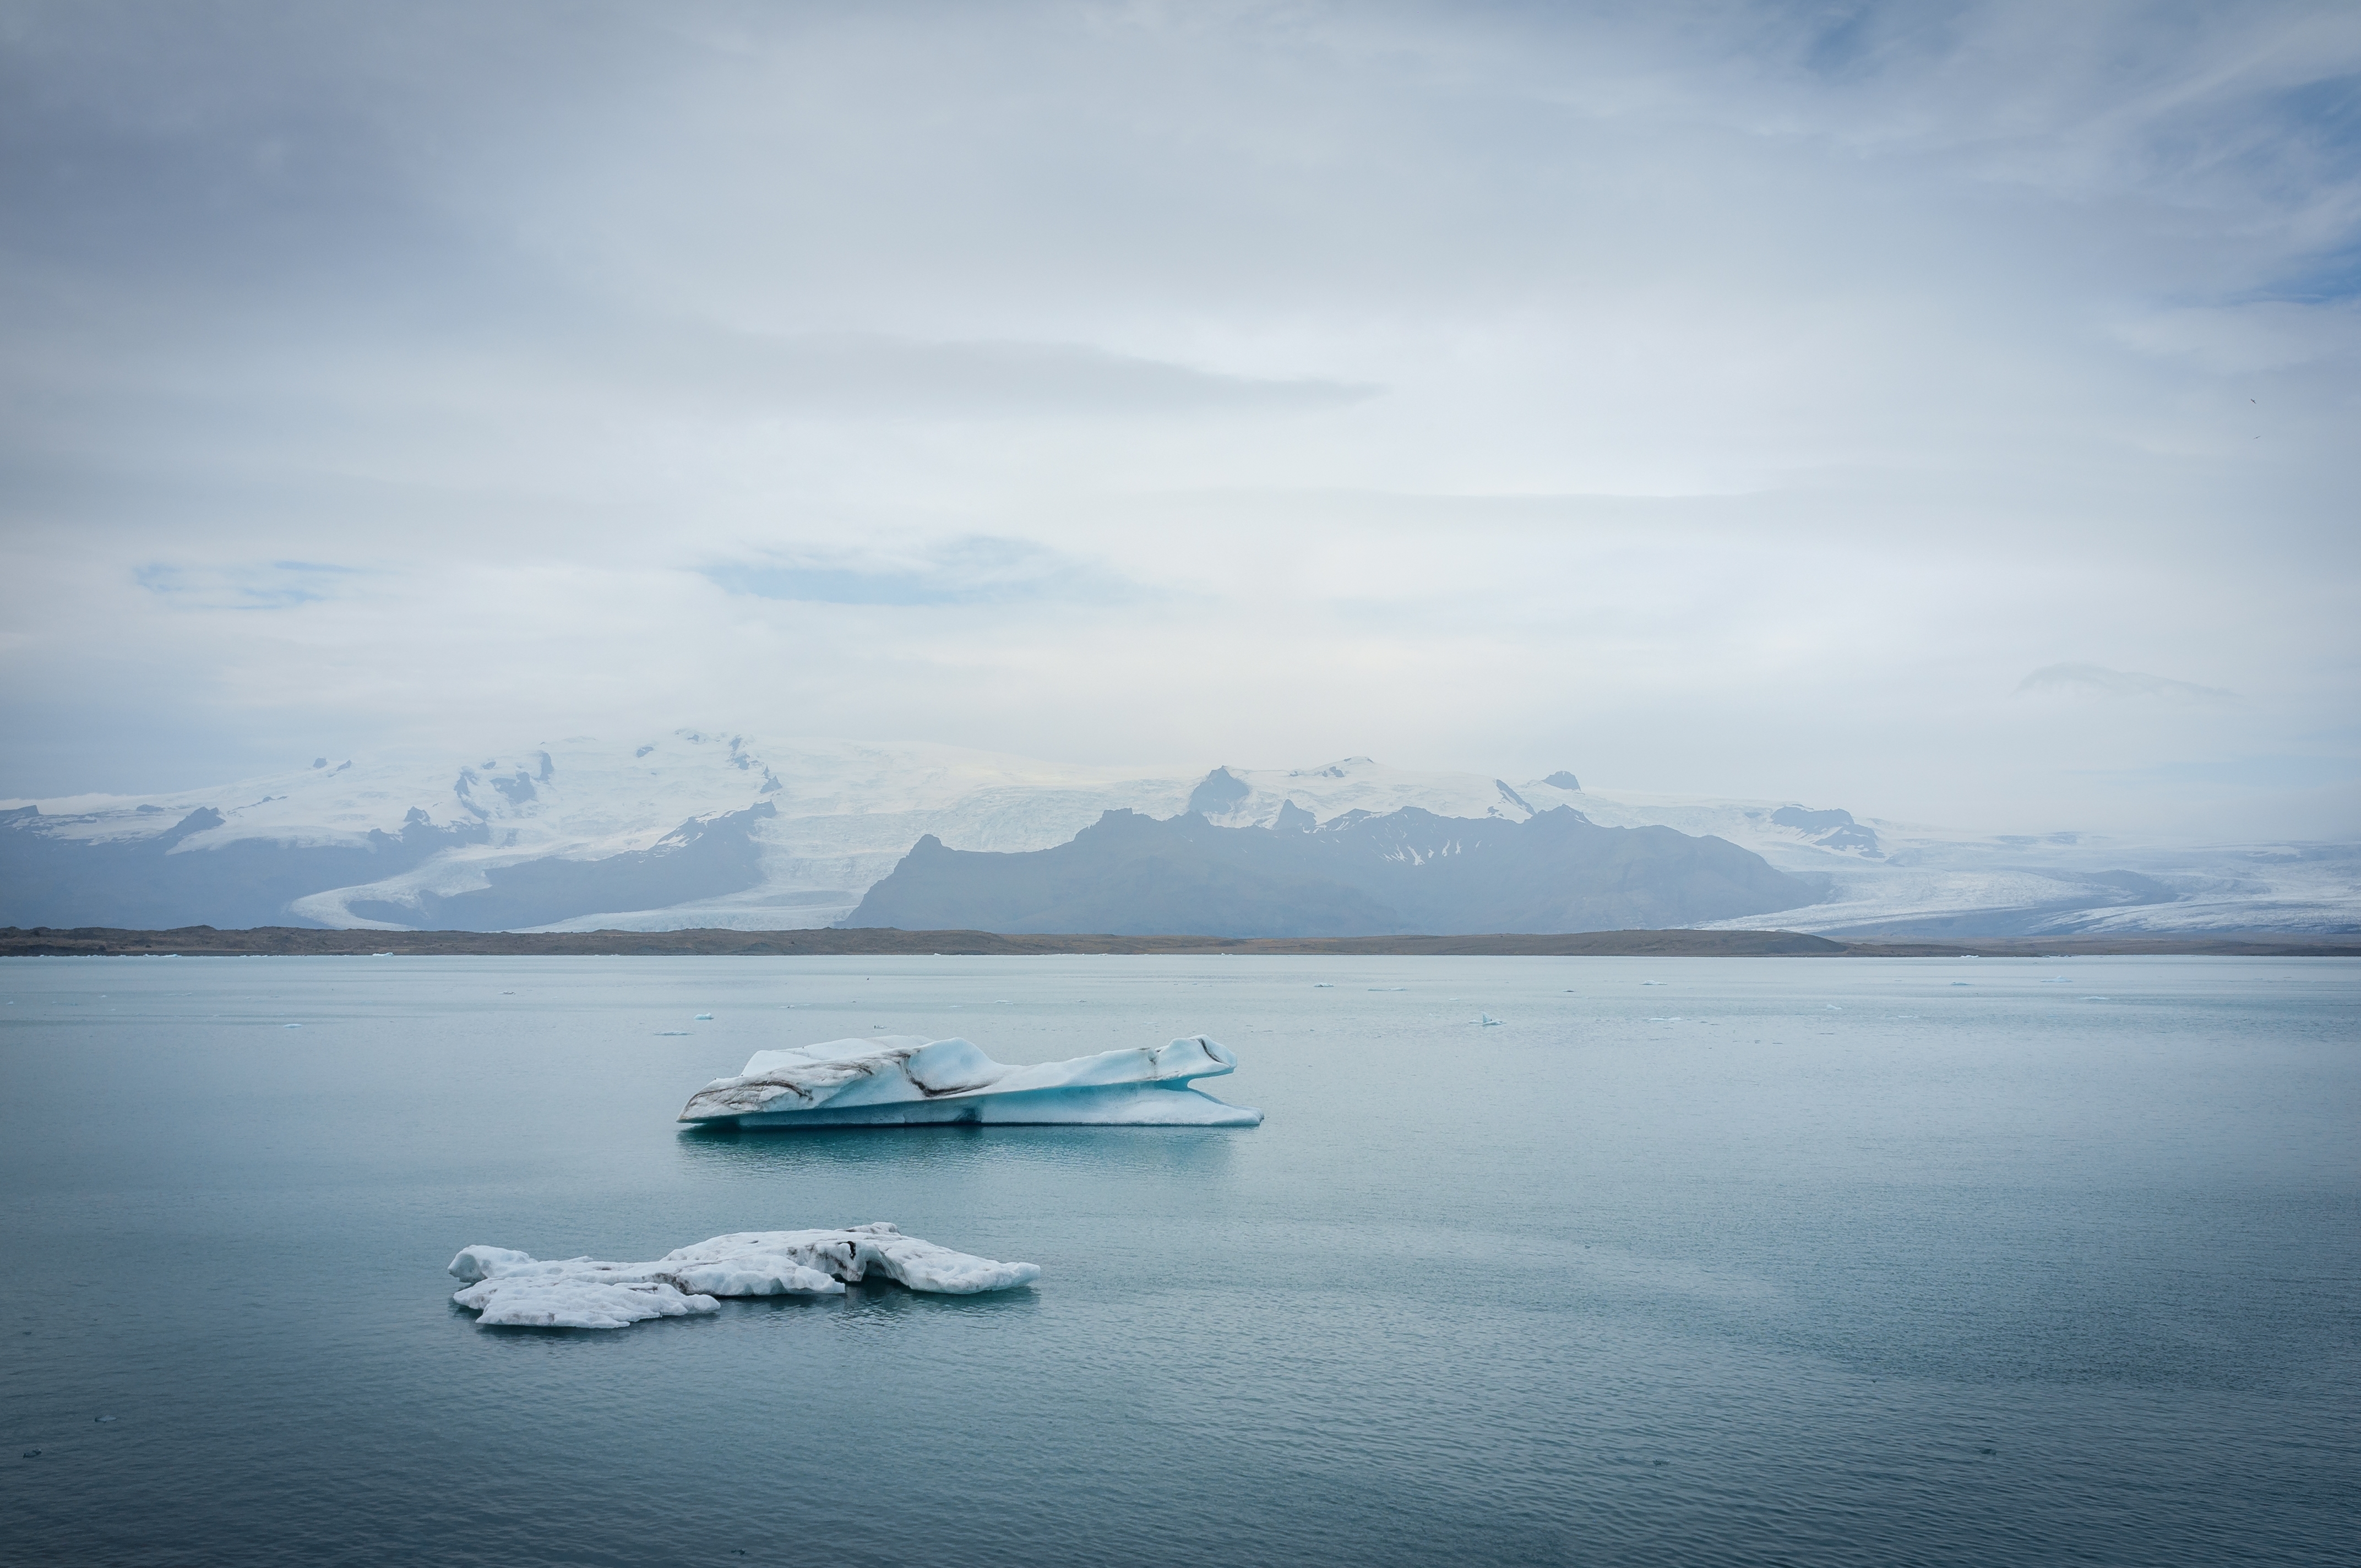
<box><xmin>2</xmin><ymin>954</ymin><xmax>2354</xmax><ymax>1566</ymax></box>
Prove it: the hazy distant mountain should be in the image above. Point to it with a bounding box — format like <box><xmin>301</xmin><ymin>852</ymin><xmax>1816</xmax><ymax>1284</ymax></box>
<box><xmin>846</xmin><ymin>806</ymin><xmax>1825</xmax><ymax>937</ymax></box>
<box><xmin>3</xmin><ymin>738</ymin><xmax>2352</xmax><ymax>934</ymax></box>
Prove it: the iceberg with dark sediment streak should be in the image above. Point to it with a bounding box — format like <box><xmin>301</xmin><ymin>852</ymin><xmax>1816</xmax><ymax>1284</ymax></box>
<box><xmin>448</xmin><ymin>1223</ymin><xmax>1038</xmax><ymax>1329</ymax></box>
<box><xmin>677</xmin><ymin>1034</ymin><xmax>1263</xmax><ymax>1128</ymax></box>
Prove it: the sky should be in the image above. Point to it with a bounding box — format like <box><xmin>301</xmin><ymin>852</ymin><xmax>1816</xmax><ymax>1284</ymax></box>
<box><xmin>2</xmin><ymin>0</ymin><xmax>2357</xmax><ymax>839</ymax></box>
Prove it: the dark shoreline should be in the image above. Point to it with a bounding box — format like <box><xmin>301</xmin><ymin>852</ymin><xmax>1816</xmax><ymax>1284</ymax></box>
<box><xmin>4</xmin><ymin>925</ymin><xmax>2355</xmax><ymax>958</ymax></box>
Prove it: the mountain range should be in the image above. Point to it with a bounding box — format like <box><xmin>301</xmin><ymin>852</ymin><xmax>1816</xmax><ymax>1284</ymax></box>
<box><xmin>3</xmin><ymin>732</ymin><xmax>2353</xmax><ymax>935</ymax></box>
<box><xmin>846</xmin><ymin>806</ymin><xmax>1816</xmax><ymax>937</ymax></box>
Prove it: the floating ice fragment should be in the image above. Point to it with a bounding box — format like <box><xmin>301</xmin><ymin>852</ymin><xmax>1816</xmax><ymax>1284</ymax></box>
<box><xmin>1642</xmin><ymin>981</ymin><xmax>1664</xmax><ymax>987</ymax></box>
<box><xmin>1312</xmin><ymin>983</ymin><xmax>1334</xmax><ymax>988</ymax></box>
<box><xmin>1369</xmin><ymin>987</ymin><xmax>1405</xmax><ymax>992</ymax></box>
<box><xmin>1474</xmin><ymin>1014</ymin><xmax>1504</xmax><ymax>1026</ymax></box>
<box><xmin>657</xmin><ymin>1030</ymin><xmax>691</xmax><ymax>1037</ymax></box>
<box><xmin>282</xmin><ymin>1023</ymin><xmax>301</xmax><ymax>1028</ymax></box>
<box><xmin>2082</xmin><ymin>996</ymin><xmax>2110</xmax><ymax>1001</ymax></box>
<box><xmin>446</xmin><ymin>1223</ymin><xmax>1039</xmax><ymax>1329</ymax></box>
<box><xmin>678</xmin><ymin>1035</ymin><xmax>1262</xmax><ymax>1128</ymax></box>
<box><xmin>1825</xmin><ymin>1005</ymin><xmax>1843</xmax><ymax>1011</ymax></box>
<box><xmin>694</xmin><ymin>1013</ymin><xmax>714</xmax><ymax>1021</ymax></box>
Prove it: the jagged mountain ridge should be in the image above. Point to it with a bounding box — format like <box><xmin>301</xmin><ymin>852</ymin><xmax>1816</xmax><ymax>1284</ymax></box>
<box><xmin>845</xmin><ymin>806</ymin><xmax>1818</xmax><ymax>937</ymax></box>
<box><xmin>2</xmin><ymin>736</ymin><xmax>2354</xmax><ymax>933</ymax></box>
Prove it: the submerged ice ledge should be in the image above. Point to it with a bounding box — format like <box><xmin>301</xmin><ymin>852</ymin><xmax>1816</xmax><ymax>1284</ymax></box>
<box><xmin>677</xmin><ymin>1033</ymin><xmax>1264</xmax><ymax>1128</ymax></box>
<box><xmin>448</xmin><ymin>1223</ymin><xmax>1039</xmax><ymax>1329</ymax></box>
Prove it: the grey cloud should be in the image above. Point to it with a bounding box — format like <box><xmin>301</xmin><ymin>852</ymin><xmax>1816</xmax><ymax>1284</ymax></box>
<box><xmin>2017</xmin><ymin>664</ymin><xmax>2237</xmax><ymax>703</ymax></box>
<box><xmin>599</xmin><ymin>326</ymin><xmax>1379</xmax><ymax>419</ymax></box>
<box><xmin>704</xmin><ymin>537</ymin><xmax>1145</xmax><ymax>605</ymax></box>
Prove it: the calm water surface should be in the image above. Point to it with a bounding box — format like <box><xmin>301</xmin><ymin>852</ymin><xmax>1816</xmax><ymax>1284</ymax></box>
<box><xmin>2</xmin><ymin>955</ymin><xmax>2354</xmax><ymax>1566</ymax></box>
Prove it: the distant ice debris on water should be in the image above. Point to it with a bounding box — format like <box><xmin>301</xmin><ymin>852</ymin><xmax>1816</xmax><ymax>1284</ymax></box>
<box><xmin>1475</xmin><ymin>1014</ymin><xmax>1504</xmax><ymax>1026</ymax></box>
<box><xmin>694</xmin><ymin>1013</ymin><xmax>714</xmax><ymax>1021</ymax></box>
<box><xmin>677</xmin><ymin>1035</ymin><xmax>1263</xmax><ymax>1128</ymax></box>
<box><xmin>446</xmin><ymin>1223</ymin><xmax>1039</xmax><ymax>1329</ymax></box>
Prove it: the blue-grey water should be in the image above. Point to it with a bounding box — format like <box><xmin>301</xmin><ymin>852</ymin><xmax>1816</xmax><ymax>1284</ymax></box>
<box><xmin>2</xmin><ymin>955</ymin><xmax>2354</xmax><ymax>1567</ymax></box>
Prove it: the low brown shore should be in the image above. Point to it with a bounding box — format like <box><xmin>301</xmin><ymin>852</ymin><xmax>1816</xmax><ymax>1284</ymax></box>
<box><xmin>3</xmin><ymin>925</ymin><xmax>2355</xmax><ymax>958</ymax></box>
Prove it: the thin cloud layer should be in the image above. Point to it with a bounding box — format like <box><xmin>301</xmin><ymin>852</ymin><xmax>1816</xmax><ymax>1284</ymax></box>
<box><xmin>1</xmin><ymin>1</ymin><xmax>2355</xmax><ymax>836</ymax></box>
<box><xmin>2019</xmin><ymin>664</ymin><xmax>2237</xmax><ymax>703</ymax></box>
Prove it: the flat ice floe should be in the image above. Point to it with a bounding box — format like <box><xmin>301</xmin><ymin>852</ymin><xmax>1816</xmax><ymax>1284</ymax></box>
<box><xmin>676</xmin><ymin>1033</ymin><xmax>1264</xmax><ymax>1129</ymax></box>
<box><xmin>448</xmin><ymin>1223</ymin><xmax>1040</xmax><ymax>1329</ymax></box>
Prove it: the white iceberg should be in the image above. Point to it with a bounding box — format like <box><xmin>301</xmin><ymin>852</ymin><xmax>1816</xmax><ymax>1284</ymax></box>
<box><xmin>447</xmin><ymin>1223</ymin><xmax>1039</xmax><ymax>1329</ymax></box>
<box><xmin>677</xmin><ymin>1034</ymin><xmax>1263</xmax><ymax>1128</ymax></box>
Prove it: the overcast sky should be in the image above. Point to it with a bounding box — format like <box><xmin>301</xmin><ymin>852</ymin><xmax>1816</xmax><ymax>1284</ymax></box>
<box><xmin>3</xmin><ymin>0</ymin><xmax>2355</xmax><ymax>837</ymax></box>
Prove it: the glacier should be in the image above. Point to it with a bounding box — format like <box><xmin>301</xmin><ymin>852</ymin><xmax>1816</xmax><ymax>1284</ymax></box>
<box><xmin>448</xmin><ymin>1222</ymin><xmax>1039</xmax><ymax>1329</ymax></box>
<box><xmin>677</xmin><ymin>1033</ymin><xmax>1264</xmax><ymax>1128</ymax></box>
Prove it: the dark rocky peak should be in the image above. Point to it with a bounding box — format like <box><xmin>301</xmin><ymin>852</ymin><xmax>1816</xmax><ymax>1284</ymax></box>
<box><xmin>1543</xmin><ymin>771</ymin><xmax>1582</xmax><ymax>791</ymax></box>
<box><xmin>1186</xmin><ymin>767</ymin><xmax>1252</xmax><ymax>815</ymax></box>
<box><xmin>1273</xmin><ymin>801</ymin><xmax>1316</xmax><ymax>832</ymax></box>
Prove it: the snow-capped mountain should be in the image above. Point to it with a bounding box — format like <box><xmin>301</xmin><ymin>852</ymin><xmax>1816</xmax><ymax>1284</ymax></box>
<box><xmin>2</xmin><ymin>734</ymin><xmax>2353</xmax><ymax>934</ymax></box>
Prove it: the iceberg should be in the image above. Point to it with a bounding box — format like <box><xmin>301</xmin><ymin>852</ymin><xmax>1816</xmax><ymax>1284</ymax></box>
<box><xmin>447</xmin><ymin>1223</ymin><xmax>1039</xmax><ymax>1329</ymax></box>
<box><xmin>677</xmin><ymin>1033</ymin><xmax>1263</xmax><ymax>1128</ymax></box>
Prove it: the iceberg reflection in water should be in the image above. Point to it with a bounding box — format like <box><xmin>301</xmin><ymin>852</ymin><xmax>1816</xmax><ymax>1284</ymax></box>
<box><xmin>677</xmin><ymin>1033</ymin><xmax>1264</xmax><ymax>1129</ymax></box>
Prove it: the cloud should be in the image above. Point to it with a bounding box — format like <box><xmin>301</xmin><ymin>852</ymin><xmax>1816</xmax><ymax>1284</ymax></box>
<box><xmin>132</xmin><ymin>561</ymin><xmax>370</xmax><ymax>612</ymax></box>
<box><xmin>0</xmin><ymin>1</ymin><xmax>2356</xmax><ymax>839</ymax></box>
<box><xmin>597</xmin><ymin>329</ymin><xmax>1380</xmax><ymax>420</ymax></box>
<box><xmin>2017</xmin><ymin>663</ymin><xmax>2237</xmax><ymax>703</ymax></box>
<box><xmin>703</xmin><ymin>537</ymin><xmax>1140</xmax><ymax>605</ymax></box>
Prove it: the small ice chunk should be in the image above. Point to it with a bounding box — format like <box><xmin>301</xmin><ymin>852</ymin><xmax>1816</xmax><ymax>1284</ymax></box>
<box><xmin>694</xmin><ymin>1013</ymin><xmax>714</xmax><ymax>1021</ymax></box>
<box><xmin>446</xmin><ymin>1223</ymin><xmax>1038</xmax><ymax>1330</ymax></box>
<box><xmin>1475</xmin><ymin>1014</ymin><xmax>1504</xmax><ymax>1026</ymax></box>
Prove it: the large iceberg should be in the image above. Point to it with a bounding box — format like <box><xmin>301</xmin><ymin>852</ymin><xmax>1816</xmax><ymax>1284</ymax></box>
<box><xmin>677</xmin><ymin>1033</ymin><xmax>1263</xmax><ymax>1128</ymax></box>
<box><xmin>448</xmin><ymin>1223</ymin><xmax>1039</xmax><ymax>1329</ymax></box>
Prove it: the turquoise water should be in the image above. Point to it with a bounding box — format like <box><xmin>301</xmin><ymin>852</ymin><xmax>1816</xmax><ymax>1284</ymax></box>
<box><xmin>2</xmin><ymin>955</ymin><xmax>2354</xmax><ymax>1566</ymax></box>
